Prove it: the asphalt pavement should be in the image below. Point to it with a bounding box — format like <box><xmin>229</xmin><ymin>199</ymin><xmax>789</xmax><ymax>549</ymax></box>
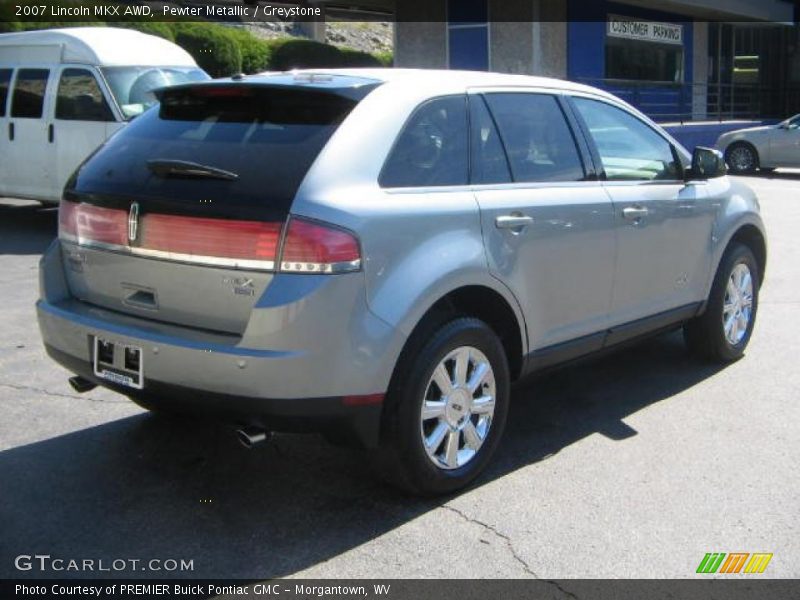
<box><xmin>0</xmin><ymin>173</ymin><xmax>797</xmax><ymax>580</ymax></box>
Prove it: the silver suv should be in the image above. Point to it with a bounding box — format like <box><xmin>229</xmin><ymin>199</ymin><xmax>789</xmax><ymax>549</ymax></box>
<box><xmin>37</xmin><ymin>69</ymin><xmax>766</xmax><ymax>494</ymax></box>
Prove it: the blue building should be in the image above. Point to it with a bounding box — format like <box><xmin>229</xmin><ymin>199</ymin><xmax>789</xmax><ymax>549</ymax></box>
<box><xmin>389</xmin><ymin>0</ymin><xmax>799</xmax><ymax>123</ymax></box>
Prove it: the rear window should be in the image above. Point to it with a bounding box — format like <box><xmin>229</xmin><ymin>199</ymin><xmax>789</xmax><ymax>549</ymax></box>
<box><xmin>70</xmin><ymin>84</ymin><xmax>375</xmax><ymax>219</ymax></box>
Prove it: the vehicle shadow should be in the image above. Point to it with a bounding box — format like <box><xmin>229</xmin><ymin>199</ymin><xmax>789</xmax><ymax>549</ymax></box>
<box><xmin>0</xmin><ymin>201</ymin><xmax>57</xmax><ymax>256</ymax></box>
<box><xmin>0</xmin><ymin>330</ymin><xmax>726</xmax><ymax>579</ymax></box>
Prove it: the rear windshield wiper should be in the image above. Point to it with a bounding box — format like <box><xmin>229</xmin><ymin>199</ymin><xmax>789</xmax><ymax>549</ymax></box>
<box><xmin>146</xmin><ymin>159</ymin><xmax>239</xmax><ymax>181</ymax></box>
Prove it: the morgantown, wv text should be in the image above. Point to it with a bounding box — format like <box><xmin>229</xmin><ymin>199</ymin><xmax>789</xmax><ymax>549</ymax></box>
<box><xmin>16</xmin><ymin>583</ymin><xmax>393</xmax><ymax>597</ymax></box>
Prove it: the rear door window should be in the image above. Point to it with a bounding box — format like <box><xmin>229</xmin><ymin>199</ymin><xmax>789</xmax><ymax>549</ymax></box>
<box><xmin>469</xmin><ymin>94</ymin><xmax>512</xmax><ymax>185</ymax></box>
<box><xmin>71</xmin><ymin>84</ymin><xmax>375</xmax><ymax>220</ymax></box>
<box><xmin>380</xmin><ymin>95</ymin><xmax>469</xmax><ymax>188</ymax></box>
<box><xmin>56</xmin><ymin>68</ymin><xmax>114</xmax><ymax>122</ymax></box>
<box><xmin>483</xmin><ymin>93</ymin><xmax>586</xmax><ymax>183</ymax></box>
<box><xmin>0</xmin><ymin>69</ymin><xmax>11</xmax><ymax>116</ymax></box>
<box><xmin>11</xmin><ymin>69</ymin><xmax>49</xmax><ymax>119</ymax></box>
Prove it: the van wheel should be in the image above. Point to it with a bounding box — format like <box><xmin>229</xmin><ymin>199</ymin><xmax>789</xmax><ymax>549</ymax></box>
<box><xmin>376</xmin><ymin>318</ymin><xmax>510</xmax><ymax>495</ymax></box>
<box><xmin>684</xmin><ymin>243</ymin><xmax>759</xmax><ymax>362</ymax></box>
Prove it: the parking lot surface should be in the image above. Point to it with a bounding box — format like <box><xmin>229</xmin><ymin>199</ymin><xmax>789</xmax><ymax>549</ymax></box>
<box><xmin>0</xmin><ymin>174</ymin><xmax>798</xmax><ymax>579</ymax></box>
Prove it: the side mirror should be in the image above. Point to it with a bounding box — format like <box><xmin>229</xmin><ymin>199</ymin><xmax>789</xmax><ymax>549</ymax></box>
<box><xmin>689</xmin><ymin>146</ymin><xmax>727</xmax><ymax>180</ymax></box>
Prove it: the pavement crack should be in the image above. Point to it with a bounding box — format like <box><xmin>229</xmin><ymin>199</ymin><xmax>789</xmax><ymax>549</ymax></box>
<box><xmin>442</xmin><ymin>504</ymin><xmax>538</xmax><ymax>577</ymax></box>
<box><xmin>0</xmin><ymin>381</ymin><xmax>127</xmax><ymax>404</ymax></box>
<box><xmin>543</xmin><ymin>580</ymin><xmax>579</xmax><ymax>600</ymax></box>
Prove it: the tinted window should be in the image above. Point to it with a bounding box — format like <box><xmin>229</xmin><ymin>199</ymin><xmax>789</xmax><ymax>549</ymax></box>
<box><xmin>573</xmin><ymin>97</ymin><xmax>680</xmax><ymax>181</ymax></box>
<box><xmin>484</xmin><ymin>93</ymin><xmax>585</xmax><ymax>183</ymax></box>
<box><xmin>71</xmin><ymin>85</ymin><xmax>371</xmax><ymax>220</ymax></box>
<box><xmin>11</xmin><ymin>69</ymin><xmax>49</xmax><ymax>118</ymax></box>
<box><xmin>56</xmin><ymin>68</ymin><xmax>114</xmax><ymax>122</ymax></box>
<box><xmin>380</xmin><ymin>96</ymin><xmax>469</xmax><ymax>188</ymax></box>
<box><xmin>469</xmin><ymin>95</ymin><xmax>511</xmax><ymax>184</ymax></box>
<box><xmin>0</xmin><ymin>69</ymin><xmax>11</xmax><ymax>117</ymax></box>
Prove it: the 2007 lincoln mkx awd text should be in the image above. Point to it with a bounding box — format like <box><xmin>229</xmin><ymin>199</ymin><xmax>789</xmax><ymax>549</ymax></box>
<box><xmin>37</xmin><ymin>69</ymin><xmax>766</xmax><ymax>494</ymax></box>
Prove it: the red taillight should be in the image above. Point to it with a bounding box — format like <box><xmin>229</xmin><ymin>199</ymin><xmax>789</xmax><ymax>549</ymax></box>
<box><xmin>141</xmin><ymin>214</ymin><xmax>281</xmax><ymax>265</ymax></box>
<box><xmin>58</xmin><ymin>200</ymin><xmax>127</xmax><ymax>247</ymax></box>
<box><xmin>280</xmin><ymin>218</ymin><xmax>361</xmax><ymax>273</ymax></box>
<box><xmin>59</xmin><ymin>202</ymin><xmax>360</xmax><ymax>274</ymax></box>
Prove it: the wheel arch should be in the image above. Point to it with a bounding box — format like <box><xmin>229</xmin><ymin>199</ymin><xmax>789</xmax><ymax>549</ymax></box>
<box><xmin>394</xmin><ymin>284</ymin><xmax>527</xmax><ymax>383</ymax></box>
<box><xmin>727</xmin><ymin>224</ymin><xmax>767</xmax><ymax>286</ymax></box>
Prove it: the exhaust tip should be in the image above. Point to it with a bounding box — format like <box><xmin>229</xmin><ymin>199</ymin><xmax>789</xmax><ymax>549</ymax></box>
<box><xmin>68</xmin><ymin>376</ymin><xmax>97</xmax><ymax>393</ymax></box>
<box><xmin>236</xmin><ymin>426</ymin><xmax>271</xmax><ymax>449</ymax></box>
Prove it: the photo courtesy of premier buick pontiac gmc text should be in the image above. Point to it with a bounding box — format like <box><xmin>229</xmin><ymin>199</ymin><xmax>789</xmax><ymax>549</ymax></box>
<box><xmin>36</xmin><ymin>69</ymin><xmax>766</xmax><ymax>495</ymax></box>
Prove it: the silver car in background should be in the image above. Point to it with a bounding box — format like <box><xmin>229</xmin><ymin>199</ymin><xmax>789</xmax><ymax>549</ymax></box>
<box><xmin>38</xmin><ymin>69</ymin><xmax>766</xmax><ymax>494</ymax></box>
<box><xmin>716</xmin><ymin>114</ymin><xmax>800</xmax><ymax>174</ymax></box>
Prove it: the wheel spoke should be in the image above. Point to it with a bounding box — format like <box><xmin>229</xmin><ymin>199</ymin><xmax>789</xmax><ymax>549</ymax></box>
<box><xmin>472</xmin><ymin>395</ymin><xmax>495</xmax><ymax>415</ymax></box>
<box><xmin>737</xmin><ymin>313</ymin><xmax>748</xmax><ymax>337</ymax></box>
<box><xmin>422</xmin><ymin>400</ymin><xmax>446</xmax><ymax>421</ymax></box>
<box><xmin>466</xmin><ymin>361</ymin><xmax>490</xmax><ymax>394</ymax></box>
<box><xmin>723</xmin><ymin>299</ymin><xmax>736</xmax><ymax>316</ymax></box>
<box><xmin>444</xmin><ymin>430</ymin><xmax>460</xmax><ymax>468</ymax></box>
<box><xmin>432</xmin><ymin>363</ymin><xmax>453</xmax><ymax>395</ymax></box>
<box><xmin>425</xmin><ymin>422</ymin><xmax>448</xmax><ymax>457</ymax></box>
<box><xmin>463</xmin><ymin>420</ymin><xmax>483</xmax><ymax>450</ymax></box>
<box><xmin>729</xmin><ymin>314</ymin><xmax>740</xmax><ymax>343</ymax></box>
<box><xmin>454</xmin><ymin>348</ymin><xmax>469</xmax><ymax>386</ymax></box>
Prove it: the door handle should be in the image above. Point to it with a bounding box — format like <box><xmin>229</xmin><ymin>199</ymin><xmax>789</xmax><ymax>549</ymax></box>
<box><xmin>622</xmin><ymin>206</ymin><xmax>649</xmax><ymax>221</ymax></box>
<box><xmin>495</xmin><ymin>215</ymin><xmax>534</xmax><ymax>230</ymax></box>
<box><xmin>48</xmin><ymin>124</ymin><xmax>54</xmax><ymax>143</ymax></box>
<box><xmin>8</xmin><ymin>122</ymin><xmax>13</xmax><ymax>141</ymax></box>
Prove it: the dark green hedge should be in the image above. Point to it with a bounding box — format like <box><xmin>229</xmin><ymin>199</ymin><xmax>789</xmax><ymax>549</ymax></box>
<box><xmin>0</xmin><ymin>13</ymin><xmax>394</xmax><ymax>76</ymax></box>
<box><xmin>173</xmin><ymin>24</ymin><xmax>242</xmax><ymax>77</ymax></box>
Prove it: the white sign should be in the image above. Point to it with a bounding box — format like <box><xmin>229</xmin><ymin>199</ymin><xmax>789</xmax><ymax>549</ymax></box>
<box><xmin>607</xmin><ymin>16</ymin><xmax>683</xmax><ymax>46</ymax></box>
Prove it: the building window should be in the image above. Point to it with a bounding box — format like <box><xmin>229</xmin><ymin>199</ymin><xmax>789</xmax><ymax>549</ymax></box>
<box><xmin>605</xmin><ymin>16</ymin><xmax>684</xmax><ymax>83</ymax></box>
<box><xmin>447</xmin><ymin>0</ymin><xmax>489</xmax><ymax>71</ymax></box>
<box><xmin>606</xmin><ymin>39</ymin><xmax>684</xmax><ymax>82</ymax></box>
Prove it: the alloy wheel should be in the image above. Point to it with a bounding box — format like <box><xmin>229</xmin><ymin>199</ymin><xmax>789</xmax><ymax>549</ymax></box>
<box><xmin>419</xmin><ymin>346</ymin><xmax>496</xmax><ymax>470</ymax></box>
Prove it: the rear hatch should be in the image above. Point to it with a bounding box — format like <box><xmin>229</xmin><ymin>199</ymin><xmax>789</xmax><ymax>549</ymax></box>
<box><xmin>59</xmin><ymin>77</ymin><xmax>378</xmax><ymax>335</ymax></box>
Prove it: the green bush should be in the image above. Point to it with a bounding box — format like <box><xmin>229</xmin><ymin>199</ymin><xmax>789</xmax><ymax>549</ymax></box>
<box><xmin>373</xmin><ymin>50</ymin><xmax>394</xmax><ymax>67</ymax></box>
<box><xmin>174</xmin><ymin>23</ymin><xmax>242</xmax><ymax>77</ymax></box>
<box><xmin>227</xmin><ymin>28</ymin><xmax>270</xmax><ymax>74</ymax></box>
<box><xmin>265</xmin><ymin>38</ymin><xmax>383</xmax><ymax>70</ymax></box>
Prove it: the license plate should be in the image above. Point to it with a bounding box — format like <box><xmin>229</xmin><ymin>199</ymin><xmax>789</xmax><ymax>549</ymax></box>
<box><xmin>93</xmin><ymin>337</ymin><xmax>144</xmax><ymax>390</ymax></box>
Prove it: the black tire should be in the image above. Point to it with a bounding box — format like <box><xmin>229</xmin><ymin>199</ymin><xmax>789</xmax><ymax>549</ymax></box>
<box><xmin>725</xmin><ymin>142</ymin><xmax>759</xmax><ymax>174</ymax></box>
<box><xmin>684</xmin><ymin>243</ymin><xmax>759</xmax><ymax>362</ymax></box>
<box><xmin>375</xmin><ymin>317</ymin><xmax>510</xmax><ymax>495</ymax></box>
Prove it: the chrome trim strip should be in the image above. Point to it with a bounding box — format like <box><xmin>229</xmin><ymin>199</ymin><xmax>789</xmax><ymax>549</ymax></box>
<box><xmin>60</xmin><ymin>236</ymin><xmax>276</xmax><ymax>272</ymax></box>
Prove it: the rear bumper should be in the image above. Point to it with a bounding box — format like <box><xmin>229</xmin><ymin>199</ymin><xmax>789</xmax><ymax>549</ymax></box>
<box><xmin>37</xmin><ymin>240</ymin><xmax>406</xmax><ymax>447</ymax></box>
<box><xmin>42</xmin><ymin>342</ymin><xmax>383</xmax><ymax>446</ymax></box>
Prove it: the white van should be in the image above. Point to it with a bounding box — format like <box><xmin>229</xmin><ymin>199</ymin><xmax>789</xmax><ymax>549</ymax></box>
<box><xmin>0</xmin><ymin>27</ymin><xmax>209</xmax><ymax>204</ymax></box>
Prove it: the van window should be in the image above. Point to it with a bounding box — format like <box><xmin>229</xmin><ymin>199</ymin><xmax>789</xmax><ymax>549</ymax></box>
<box><xmin>380</xmin><ymin>95</ymin><xmax>469</xmax><ymax>188</ymax></box>
<box><xmin>484</xmin><ymin>93</ymin><xmax>585</xmax><ymax>183</ymax></box>
<box><xmin>56</xmin><ymin>69</ymin><xmax>114</xmax><ymax>122</ymax></box>
<box><xmin>572</xmin><ymin>97</ymin><xmax>680</xmax><ymax>181</ymax></box>
<box><xmin>100</xmin><ymin>66</ymin><xmax>209</xmax><ymax>120</ymax></box>
<box><xmin>0</xmin><ymin>69</ymin><xmax>11</xmax><ymax>117</ymax></box>
<box><xmin>11</xmin><ymin>69</ymin><xmax>49</xmax><ymax>119</ymax></box>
